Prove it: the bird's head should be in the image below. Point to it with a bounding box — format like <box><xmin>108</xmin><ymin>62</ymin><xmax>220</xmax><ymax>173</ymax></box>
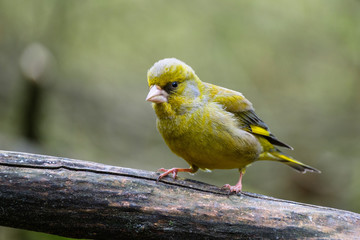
<box><xmin>146</xmin><ymin>58</ymin><xmax>201</xmax><ymax>106</ymax></box>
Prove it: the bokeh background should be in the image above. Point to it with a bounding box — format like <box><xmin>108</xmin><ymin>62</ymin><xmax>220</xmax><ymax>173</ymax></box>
<box><xmin>0</xmin><ymin>0</ymin><xmax>359</xmax><ymax>239</ymax></box>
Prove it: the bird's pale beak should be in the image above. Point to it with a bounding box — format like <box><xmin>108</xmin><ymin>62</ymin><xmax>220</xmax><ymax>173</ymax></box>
<box><xmin>146</xmin><ymin>85</ymin><xmax>169</xmax><ymax>103</ymax></box>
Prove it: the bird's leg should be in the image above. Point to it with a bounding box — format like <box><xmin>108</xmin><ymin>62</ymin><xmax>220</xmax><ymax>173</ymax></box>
<box><xmin>223</xmin><ymin>169</ymin><xmax>244</xmax><ymax>193</ymax></box>
<box><xmin>157</xmin><ymin>167</ymin><xmax>195</xmax><ymax>182</ymax></box>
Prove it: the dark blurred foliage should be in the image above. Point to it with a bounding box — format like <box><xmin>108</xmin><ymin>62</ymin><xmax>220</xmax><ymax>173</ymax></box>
<box><xmin>0</xmin><ymin>1</ymin><xmax>359</xmax><ymax>239</ymax></box>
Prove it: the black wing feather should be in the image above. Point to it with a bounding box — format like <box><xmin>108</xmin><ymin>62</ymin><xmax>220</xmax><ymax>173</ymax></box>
<box><xmin>236</xmin><ymin>110</ymin><xmax>293</xmax><ymax>149</ymax></box>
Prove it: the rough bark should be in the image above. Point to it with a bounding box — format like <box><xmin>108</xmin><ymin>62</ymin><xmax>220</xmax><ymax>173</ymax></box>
<box><xmin>0</xmin><ymin>150</ymin><xmax>359</xmax><ymax>239</ymax></box>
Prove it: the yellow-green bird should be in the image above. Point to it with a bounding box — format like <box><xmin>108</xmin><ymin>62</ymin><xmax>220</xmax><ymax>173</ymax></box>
<box><xmin>146</xmin><ymin>58</ymin><xmax>320</xmax><ymax>193</ymax></box>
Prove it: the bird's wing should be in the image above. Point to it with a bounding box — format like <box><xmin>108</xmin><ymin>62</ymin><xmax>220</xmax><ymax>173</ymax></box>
<box><xmin>204</xmin><ymin>82</ymin><xmax>293</xmax><ymax>149</ymax></box>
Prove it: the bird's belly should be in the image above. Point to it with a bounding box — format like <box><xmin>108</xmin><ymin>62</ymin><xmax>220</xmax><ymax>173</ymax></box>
<box><xmin>158</xmin><ymin>109</ymin><xmax>261</xmax><ymax>170</ymax></box>
<box><xmin>173</xmin><ymin>132</ymin><xmax>260</xmax><ymax>170</ymax></box>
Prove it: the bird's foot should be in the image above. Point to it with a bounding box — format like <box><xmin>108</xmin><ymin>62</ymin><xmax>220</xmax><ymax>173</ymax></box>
<box><xmin>223</xmin><ymin>183</ymin><xmax>242</xmax><ymax>194</ymax></box>
<box><xmin>156</xmin><ymin>167</ymin><xmax>194</xmax><ymax>182</ymax></box>
<box><xmin>222</xmin><ymin>170</ymin><xmax>244</xmax><ymax>194</ymax></box>
<box><xmin>157</xmin><ymin>168</ymin><xmax>179</xmax><ymax>182</ymax></box>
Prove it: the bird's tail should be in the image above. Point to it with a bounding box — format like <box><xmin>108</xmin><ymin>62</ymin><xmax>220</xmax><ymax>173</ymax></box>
<box><xmin>259</xmin><ymin>149</ymin><xmax>321</xmax><ymax>173</ymax></box>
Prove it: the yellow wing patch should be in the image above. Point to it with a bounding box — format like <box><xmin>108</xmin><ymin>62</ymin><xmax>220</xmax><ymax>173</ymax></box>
<box><xmin>250</xmin><ymin>125</ymin><xmax>270</xmax><ymax>136</ymax></box>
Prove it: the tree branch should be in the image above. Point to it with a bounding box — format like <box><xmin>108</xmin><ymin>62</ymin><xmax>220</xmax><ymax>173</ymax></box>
<box><xmin>0</xmin><ymin>150</ymin><xmax>359</xmax><ymax>239</ymax></box>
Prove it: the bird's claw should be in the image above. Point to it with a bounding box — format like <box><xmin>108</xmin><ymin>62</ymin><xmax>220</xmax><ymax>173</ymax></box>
<box><xmin>222</xmin><ymin>184</ymin><xmax>242</xmax><ymax>194</ymax></box>
<box><xmin>156</xmin><ymin>168</ymin><xmax>179</xmax><ymax>182</ymax></box>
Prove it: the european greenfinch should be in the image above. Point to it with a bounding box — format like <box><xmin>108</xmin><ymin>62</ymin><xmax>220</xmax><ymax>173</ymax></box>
<box><xmin>146</xmin><ymin>58</ymin><xmax>320</xmax><ymax>193</ymax></box>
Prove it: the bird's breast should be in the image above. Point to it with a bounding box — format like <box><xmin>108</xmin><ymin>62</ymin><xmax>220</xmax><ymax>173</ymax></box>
<box><xmin>156</xmin><ymin>103</ymin><xmax>262</xmax><ymax>170</ymax></box>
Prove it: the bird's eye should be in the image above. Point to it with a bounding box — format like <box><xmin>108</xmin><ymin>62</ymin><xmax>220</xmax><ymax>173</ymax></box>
<box><xmin>163</xmin><ymin>81</ymin><xmax>179</xmax><ymax>94</ymax></box>
<box><xmin>171</xmin><ymin>81</ymin><xmax>178</xmax><ymax>88</ymax></box>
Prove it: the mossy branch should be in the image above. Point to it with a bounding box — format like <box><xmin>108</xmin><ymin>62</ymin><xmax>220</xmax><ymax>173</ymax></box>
<box><xmin>0</xmin><ymin>150</ymin><xmax>359</xmax><ymax>239</ymax></box>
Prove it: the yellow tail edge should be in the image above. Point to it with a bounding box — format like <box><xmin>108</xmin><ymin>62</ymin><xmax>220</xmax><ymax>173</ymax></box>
<box><xmin>259</xmin><ymin>151</ymin><xmax>321</xmax><ymax>174</ymax></box>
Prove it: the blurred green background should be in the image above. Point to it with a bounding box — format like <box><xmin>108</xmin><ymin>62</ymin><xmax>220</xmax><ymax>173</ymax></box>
<box><xmin>0</xmin><ymin>0</ymin><xmax>359</xmax><ymax>239</ymax></box>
